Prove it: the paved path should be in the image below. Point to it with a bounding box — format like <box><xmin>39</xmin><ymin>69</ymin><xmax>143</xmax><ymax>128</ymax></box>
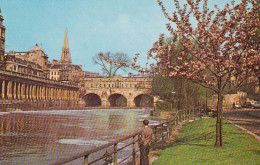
<box><xmin>224</xmin><ymin>109</ymin><xmax>260</xmax><ymax>136</ymax></box>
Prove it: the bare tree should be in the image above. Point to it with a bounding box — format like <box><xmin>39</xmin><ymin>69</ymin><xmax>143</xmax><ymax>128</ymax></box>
<box><xmin>92</xmin><ymin>52</ymin><xmax>130</xmax><ymax>77</ymax></box>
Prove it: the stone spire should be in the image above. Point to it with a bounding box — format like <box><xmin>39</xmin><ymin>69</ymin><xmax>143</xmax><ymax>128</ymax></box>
<box><xmin>60</xmin><ymin>28</ymin><xmax>72</xmax><ymax>65</ymax></box>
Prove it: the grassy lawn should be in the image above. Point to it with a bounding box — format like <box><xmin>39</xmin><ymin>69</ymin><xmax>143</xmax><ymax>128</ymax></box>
<box><xmin>153</xmin><ymin>118</ymin><xmax>260</xmax><ymax>165</ymax></box>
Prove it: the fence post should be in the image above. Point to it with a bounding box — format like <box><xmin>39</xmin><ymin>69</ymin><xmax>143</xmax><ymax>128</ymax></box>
<box><xmin>154</xmin><ymin>127</ymin><xmax>157</xmax><ymax>143</ymax></box>
<box><xmin>162</xmin><ymin>127</ymin><xmax>165</xmax><ymax>142</ymax></box>
<box><xmin>84</xmin><ymin>155</ymin><xmax>88</xmax><ymax>165</ymax></box>
<box><xmin>176</xmin><ymin>114</ymin><xmax>178</xmax><ymax>125</ymax></box>
<box><xmin>167</xmin><ymin>123</ymin><xmax>170</xmax><ymax>139</ymax></box>
<box><xmin>179</xmin><ymin>111</ymin><xmax>182</xmax><ymax>123</ymax></box>
<box><xmin>169</xmin><ymin>122</ymin><xmax>172</xmax><ymax>138</ymax></box>
<box><xmin>132</xmin><ymin>135</ymin><xmax>136</xmax><ymax>165</ymax></box>
<box><xmin>114</xmin><ymin>143</ymin><xmax>118</xmax><ymax>165</ymax></box>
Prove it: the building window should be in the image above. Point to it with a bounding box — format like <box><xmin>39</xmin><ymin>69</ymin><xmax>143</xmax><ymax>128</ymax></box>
<box><xmin>116</xmin><ymin>80</ymin><xmax>121</xmax><ymax>88</ymax></box>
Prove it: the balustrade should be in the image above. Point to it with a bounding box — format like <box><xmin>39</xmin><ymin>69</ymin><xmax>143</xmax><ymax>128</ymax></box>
<box><xmin>0</xmin><ymin>70</ymin><xmax>79</xmax><ymax>110</ymax></box>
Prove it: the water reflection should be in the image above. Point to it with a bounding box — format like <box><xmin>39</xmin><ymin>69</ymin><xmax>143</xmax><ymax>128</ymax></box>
<box><xmin>0</xmin><ymin>109</ymin><xmax>164</xmax><ymax>165</ymax></box>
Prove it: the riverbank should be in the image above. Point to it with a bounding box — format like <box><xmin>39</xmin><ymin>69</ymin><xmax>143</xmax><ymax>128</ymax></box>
<box><xmin>152</xmin><ymin>118</ymin><xmax>260</xmax><ymax>165</ymax></box>
<box><xmin>0</xmin><ymin>106</ymin><xmax>153</xmax><ymax>112</ymax></box>
<box><xmin>0</xmin><ymin>107</ymin><xmax>154</xmax><ymax>114</ymax></box>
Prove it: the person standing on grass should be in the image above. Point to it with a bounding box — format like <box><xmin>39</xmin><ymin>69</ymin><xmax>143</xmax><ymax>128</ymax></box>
<box><xmin>139</xmin><ymin>119</ymin><xmax>155</xmax><ymax>165</ymax></box>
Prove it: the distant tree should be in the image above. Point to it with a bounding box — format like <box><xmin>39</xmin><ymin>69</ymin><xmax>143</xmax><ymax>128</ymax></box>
<box><xmin>240</xmin><ymin>1</ymin><xmax>260</xmax><ymax>98</ymax></box>
<box><xmin>92</xmin><ymin>52</ymin><xmax>130</xmax><ymax>77</ymax></box>
<box><xmin>152</xmin><ymin>74</ymin><xmax>205</xmax><ymax>111</ymax></box>
<box><xmin>150</xmin><ymin>37</ymin><xmax>205</xmax><ymax>111</ymax></box>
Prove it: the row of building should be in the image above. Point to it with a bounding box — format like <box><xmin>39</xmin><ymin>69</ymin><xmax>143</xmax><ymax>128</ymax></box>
<box><xmin>0</xmin><ymin>10</ymin><xmax>153</xmax><ymax>106</ymax></box>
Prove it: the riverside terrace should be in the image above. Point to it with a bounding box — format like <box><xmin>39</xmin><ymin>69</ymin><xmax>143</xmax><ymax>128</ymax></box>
<box><xmin>0</xmin><ymin>69</ymin><xmax>79</xmax><ymax>110</ymax></box>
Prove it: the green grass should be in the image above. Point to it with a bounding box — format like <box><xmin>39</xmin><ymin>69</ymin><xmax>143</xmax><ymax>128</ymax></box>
<box><xmin>153</xmin><ymin>118</ymin><xmax>260</xmax><ymax>165</ymax></box>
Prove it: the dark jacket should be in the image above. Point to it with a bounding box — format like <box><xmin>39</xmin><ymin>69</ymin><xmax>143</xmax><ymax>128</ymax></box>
<box><xmin>139</xmin><ymin>126</ymin><xmax>155</xmax><ymax>146</ymax></box>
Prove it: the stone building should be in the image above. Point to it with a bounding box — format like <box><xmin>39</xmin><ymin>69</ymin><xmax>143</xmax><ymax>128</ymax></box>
<box><xmin>48</xmin><ymin>29</ymin><xmax>99</xmax><ymax>83</ymax></box>
<box><xmin>0</xmin><ymin>9</ymin><xmax>6</xmax><ymax>69</ymax></box>
<box><xmin>83</xmin><ymin>71</ymin><xmax>100</xmax><ymax>78</ymax></box>
<box><xmin>49</xmin><ymin>29</ymin><xmax>90</xmax><ymax>83</ymax></box>
<box><xmin>4</xmin><ymin>44</ymin><xmax>50</xmax><ymax>79</ymax></box>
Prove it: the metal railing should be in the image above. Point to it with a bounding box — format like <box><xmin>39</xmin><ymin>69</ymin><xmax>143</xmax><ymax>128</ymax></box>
<box><xmin>54</xmin><ymin>107</ymin><xmax>202</xmax><ymax>165</ymax></box>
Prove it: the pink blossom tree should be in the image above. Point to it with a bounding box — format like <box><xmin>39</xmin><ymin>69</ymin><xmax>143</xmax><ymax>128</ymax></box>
<box><xmin>147</xmin><ymin>0</ymin><xmax>260</xmax><ymax>147</ymax></box>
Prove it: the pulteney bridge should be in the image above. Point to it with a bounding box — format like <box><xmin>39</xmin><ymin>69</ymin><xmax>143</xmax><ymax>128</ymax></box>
<box><xmin>81</xmin><ymin>76</ymin><xmax>155</xmax><ymax>108</ymax></box>
<box><xmin>0</xmin><ymin>70</ymin><xmax>79</xmax><ymax>110</ymax></box>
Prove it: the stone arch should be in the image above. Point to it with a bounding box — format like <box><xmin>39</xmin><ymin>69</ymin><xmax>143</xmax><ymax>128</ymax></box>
<box><xmin>83</xmin><ymin>93</ymin><xmax>102</xmax><ymax>107</ymax></box>
<box><xmin>108</xmin><ymin>93</ymin><xmax>127</xmax><ymax>107</ymax></box>
<box><xmin>134</xmin><ymin>94</ymin><xmax>153</xmax><ymax>107</ymax></box>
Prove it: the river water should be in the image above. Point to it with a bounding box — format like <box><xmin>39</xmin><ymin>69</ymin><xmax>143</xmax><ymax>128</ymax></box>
<box><xmin>0</xmin><ymin>109</ymin><xmax>165</xmax><ymax>165</ymax></box>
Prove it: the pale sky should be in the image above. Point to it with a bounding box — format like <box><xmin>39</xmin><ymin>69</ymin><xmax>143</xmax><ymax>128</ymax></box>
<box><xmin>0</xmin><ymin>0</ymin><xmax>233</xmax><ymax>74</ymax></box>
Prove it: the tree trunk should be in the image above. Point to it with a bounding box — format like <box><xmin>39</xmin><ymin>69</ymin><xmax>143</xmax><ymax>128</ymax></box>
<box><xmin>177</xmin><ymin>78</ymin><xmax>183</xmax><ymax>120</ymax></box>
<box><xmin>109</xmin><ymin>63</ymin><xmax>112</xmax><ymax>77</ymax></box>
<box><xmin>215</xmin><ymin>92</ymin><xmax>223</xmax><ymax>147</ymax></box>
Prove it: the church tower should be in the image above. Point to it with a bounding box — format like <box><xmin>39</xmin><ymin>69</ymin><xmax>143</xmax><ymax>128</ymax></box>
<box><xmin>60</xmin><ymin>28</ymin><xmax>72</xmax><ymax>65</ymax></box>
<box><xmin>0</xmin><ymin>9</ymin><xmax>6</xmax><ymax>65</ymax></box>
